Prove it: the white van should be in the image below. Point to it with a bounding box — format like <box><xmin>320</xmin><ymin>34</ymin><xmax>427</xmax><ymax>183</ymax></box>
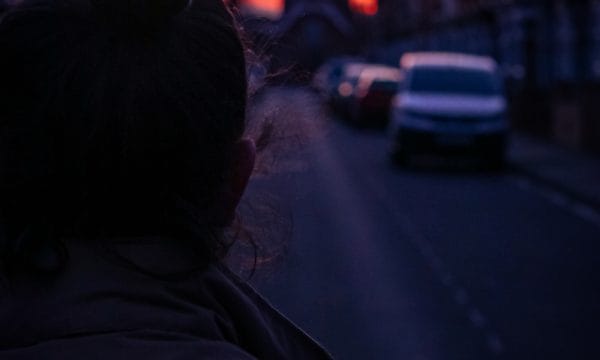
<box><xmin>388</xmin><ymin>52</ymin><xmax>508</xmax><ymax>167</ymax></box>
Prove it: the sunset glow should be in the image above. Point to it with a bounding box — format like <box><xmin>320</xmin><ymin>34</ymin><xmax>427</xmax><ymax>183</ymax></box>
<box><xmin>349</xmin><ymin>0</ymin><xmax>378</xmax><ymax>16</ymax></box>
<box><xmin>241</xmin><ymin>0</ymin><xmax>284</xmax><ymax>19</ymax></box>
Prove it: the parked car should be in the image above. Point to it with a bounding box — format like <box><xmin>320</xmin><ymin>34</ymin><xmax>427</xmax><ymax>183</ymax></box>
<box><xmin>349</xmin><ymin>65</ymin><xmax>402</xmax><ymax>127</ymax></box>
<box><xmin>388</xmin><ymin>52</ymin><xmax>508</xmax><ymax>167</ymax></box>
<box><xmin>328</xmin><ymin>62</ymin><xmax>368</xmax><ymax>117</ymax></box>
<box><xmin>312</xmin><ymin>56</ymin><xmax>363</xmax><ymax>100</ymax></box>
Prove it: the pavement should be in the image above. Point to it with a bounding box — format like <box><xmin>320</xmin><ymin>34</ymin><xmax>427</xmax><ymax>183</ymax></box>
<box><xmin>508</xmin><ymin>132</ymin><xmax>600</xmax><ymax>210</ymax></box>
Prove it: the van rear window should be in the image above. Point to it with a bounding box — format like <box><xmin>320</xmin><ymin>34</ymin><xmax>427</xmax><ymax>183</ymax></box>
<box><xmin>370</xmin><ymin>80</ymin><xmax>399</xmax><ymax>92</ymax></box>
<box><xmin>408</xmin><ymin>67</ymin><xmax>501</xmax><ymax>95</ymax></box>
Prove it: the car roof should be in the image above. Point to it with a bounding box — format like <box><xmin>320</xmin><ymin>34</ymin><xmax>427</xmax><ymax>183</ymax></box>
<box><xmin>400</xmin><ymin>52</ymin><xmax>497</xmax><ymax>72</ymax></box>
<box><xmin>343</xmin><ymin>62</ymin><xmax>369</xmax><ymax>78</ymax></box>
<box><xmin>359</xmin><ymin>65</ymin><xmax>402</xmax><ymax>82</ymax></box>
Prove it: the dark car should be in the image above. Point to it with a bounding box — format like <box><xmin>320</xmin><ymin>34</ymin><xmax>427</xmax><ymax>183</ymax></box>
<box><xmin>328</xmin><ymin>62</ymin><xmax>368</xmax><ymax>118</ymax></box>
<box><xmin>349</xmin><ymin>65</ymin><xmax>402</xmax><ymax>127</ymax></box>
<box><xmin>312</xmin><ymin>56</ymin><xmax>363</xmax><ymax>100</ymax></box>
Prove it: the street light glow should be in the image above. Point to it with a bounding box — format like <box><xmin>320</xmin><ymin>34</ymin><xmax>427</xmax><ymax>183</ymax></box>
<box><xmin>349</xmin><ymin>0</ymin><xmax>378</xmax><ymax>16</ymax></box>
<box><xmin>241</xmin><ymin>0</ymin><xmax>284</xmax><ymax>19</ymax></box>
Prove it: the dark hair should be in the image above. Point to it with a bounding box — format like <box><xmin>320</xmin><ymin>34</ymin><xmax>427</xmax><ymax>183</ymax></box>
<box><xmin>0</xmin><ymin>0</ymin><xmax>248</xmax><ymax>274</ymax></box>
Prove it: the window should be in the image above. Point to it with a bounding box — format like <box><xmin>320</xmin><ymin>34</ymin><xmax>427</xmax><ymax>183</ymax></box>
<box><xmin>409</xmin><ymin>67</ymin><xmax>501</xmax><ymax>95</ymax></box>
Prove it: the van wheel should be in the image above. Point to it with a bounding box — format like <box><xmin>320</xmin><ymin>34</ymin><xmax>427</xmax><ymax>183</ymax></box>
<box><xmin>486</xmin><ymin>149</ymin><xmax>506</xmax><ymax>172</ymax></box>
<box><xmin>391</xmin><ymin>147</ymin><xmax>410</xmax><ymax>167</ymax></box>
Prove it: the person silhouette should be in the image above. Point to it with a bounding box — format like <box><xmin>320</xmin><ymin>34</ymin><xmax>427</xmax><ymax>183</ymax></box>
<box><xmin>0</xmin><ymin>0</ymin><xmax>332</xmax><ymax>358</ymax></box>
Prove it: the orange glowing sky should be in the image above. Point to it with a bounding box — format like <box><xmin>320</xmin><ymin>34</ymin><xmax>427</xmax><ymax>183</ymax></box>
<box><xmin>349</xmin><ymin>0</ymin><xmax>378</xmax><ymax>15</ymax></box>
<box><xmin>242</xmin><ymin>0</ymin><xmax>284</xmax><ymax>16</ymax></box>
<box><xmin>242</xmin><ymin>0</ymin><xmax>378</xmax><ymax>17</ymax></box>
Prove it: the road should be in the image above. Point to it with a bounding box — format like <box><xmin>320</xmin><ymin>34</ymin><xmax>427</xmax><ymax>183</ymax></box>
<box><xmin>239</xmin><ymin>88</ymin><xmax>600</xmax><ymax>360</ymax></box>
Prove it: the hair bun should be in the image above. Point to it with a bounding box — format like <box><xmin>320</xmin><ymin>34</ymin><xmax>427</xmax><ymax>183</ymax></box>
<box><xmin>90</xmin><ymin>0</ymin><xmax>191</xmax><ymax>29</ymax></box>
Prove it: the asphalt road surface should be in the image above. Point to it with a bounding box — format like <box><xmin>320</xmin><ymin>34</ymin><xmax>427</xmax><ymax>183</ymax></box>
<box><xmin>240</xmin><ymin>87</ymin><xmax>600</xmax><ymax>360</ymax></box>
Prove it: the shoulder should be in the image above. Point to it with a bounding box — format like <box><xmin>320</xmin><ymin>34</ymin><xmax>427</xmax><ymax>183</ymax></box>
<box><xmin>0</xmin><ymin>329</ymin><xmax>257</xmax><ymax>360</ymax></box>
<box><xmin>0</xmin><ymin>240</ymin><xmax>333</xmax><ymax>359</ymax></box>
<box><xmin>203</xmin><ymin>265</ymin><xmax>333</xmax><ymax>360</ymax></box>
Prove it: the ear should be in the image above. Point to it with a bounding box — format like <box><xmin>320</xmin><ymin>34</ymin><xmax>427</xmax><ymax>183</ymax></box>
<box><xmin>217</xmin><ymin>138</ymin><xmax>256</xmax><ymax>226</ymax></box>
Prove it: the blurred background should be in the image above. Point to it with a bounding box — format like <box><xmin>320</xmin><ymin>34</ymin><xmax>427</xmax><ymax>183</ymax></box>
<box><xmin>227</xmin><ymin>1</ymin><xmax>600</xmax><ymax>359</ymax></box>
<box><xmin>233</xmin><ymin>0</ymin><xmax>600</xmax><ymax>153</ymax></box>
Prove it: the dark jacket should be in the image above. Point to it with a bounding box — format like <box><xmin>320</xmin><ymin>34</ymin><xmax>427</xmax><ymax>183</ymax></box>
<box><xmin>0</xmin><ymin>237</ymin><xmax>332</xmax><ymax>359</ymax></box>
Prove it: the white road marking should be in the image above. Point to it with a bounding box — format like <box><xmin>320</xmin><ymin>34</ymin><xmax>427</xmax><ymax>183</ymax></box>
<box><xmin>441</xmin><ymin>273</ymin><xmax>455</xmax><ymax>287</ymax></box>
<box><xmin>468</xmin><ymin>308</ymin><xmax>487</xmax><ymax>328</ymax></box>
<box><xmin>454</xmin><ymin>289</ymin><xmax>469</xmax><ymax>306</ymax></box>
<box><xmin>364</xmin><ymin>173</ymin><xmax>504</xmax><ymax>356</ymax></box>
<box><xmin>508</xmin><ymin>175</ymin><xmax>532</xmax><ymax>191</ymax></box>
<box><xmin>572</xmin><ymin>203</ymin><xmax>600</xmax><ymax>224</ymax></box>
<box><xmin>486</xmin><ymin>333</ymin><xmax>505</xmax><ymax>355</ymax></box>
<box><xmin>538</xmin><ymin>187</ymin><xmax>569</xmax><ymax>207</ymax></box>
<box><xmin>506</xmin><ymin>175</ymin><xmax>600</xmax><ymax>229</ymax></box>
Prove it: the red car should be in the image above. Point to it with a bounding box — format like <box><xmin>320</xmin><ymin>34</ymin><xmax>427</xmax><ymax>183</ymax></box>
<box><xmin>349</xmin><ymin>65</ymin><xmax>402</xmax><ymax>127</ymax></box>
